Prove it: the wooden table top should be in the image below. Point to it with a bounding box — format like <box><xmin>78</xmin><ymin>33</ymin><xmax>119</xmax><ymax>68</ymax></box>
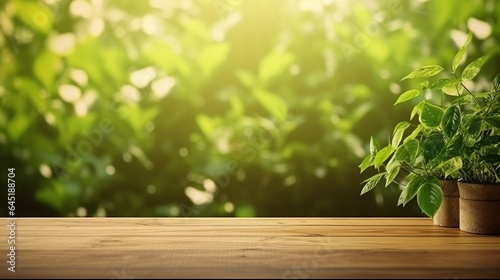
<box><xmin>1</xmin><ymin>217</ymin><xmax>500</xmax><ymax>279</ymax></box>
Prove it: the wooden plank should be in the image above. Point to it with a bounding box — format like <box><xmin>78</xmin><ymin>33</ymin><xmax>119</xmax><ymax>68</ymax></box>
<box><xmin>1</xmin><ymin>218</ymin><xmax>500</xmax><ymax>279</ymax></box>
<box><xmin>7</xmin><ymin>249</ymin><xmax>500</xmax><ymax>278</ymax></box>
<box><xmin>13</xmin><ymin>217</ymin><xmax>435</xmax><ymax>227</ymax></box>
<box><xmin>16</xmin><ymin>235</ymin><xmax>500</xmax><ymax>250</ymax></box>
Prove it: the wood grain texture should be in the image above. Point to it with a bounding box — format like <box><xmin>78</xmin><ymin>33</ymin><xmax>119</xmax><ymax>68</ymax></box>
<box><xmin>1</xmin><ymin>218</ymin><xmax>500</xmax><ymax>279</ymax></box>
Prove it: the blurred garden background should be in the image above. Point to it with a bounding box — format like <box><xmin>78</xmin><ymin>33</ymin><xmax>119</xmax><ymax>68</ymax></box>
<box><xmin>1</xmin><ymin>0</ymin><xmax>499</xmax><ymax>217</ymax></box>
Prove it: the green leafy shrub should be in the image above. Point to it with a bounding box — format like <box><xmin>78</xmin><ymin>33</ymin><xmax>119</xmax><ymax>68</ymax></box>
<box><xmin>1</xmin><ymin>0</ymin><xmax>499</xmax><ymax>217</ymax></box>
<box><xmin>360</xmin><ymin>31</ymin><xmax>500</xmax><ymax>218</ymax></box>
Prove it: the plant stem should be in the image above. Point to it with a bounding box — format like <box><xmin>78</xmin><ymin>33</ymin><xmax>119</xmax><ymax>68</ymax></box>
<box><xmin>460</xmin><ymin>82</ymin><xmax>481</xmax><ymax>106</ymax></box>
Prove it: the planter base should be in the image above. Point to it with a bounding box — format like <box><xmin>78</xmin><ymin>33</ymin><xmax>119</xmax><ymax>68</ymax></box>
<box><xmin>459</xmin><ymin>198</ymin><xmax>500</xmax><ymax>235</ymax></box>
<box><xmin>433</xmin><ymin>180</ymin><xmax>459</xmax><ymax>228</ymax></box>
<box><xmin>458</xmin><ymin>182</ymin><xmax>500</xmax><ymax>235</ymax></box>
<box><xmin>433</xmin><ymin>197</ymin><xmax>459</xmax><ymax>228</ymax></box>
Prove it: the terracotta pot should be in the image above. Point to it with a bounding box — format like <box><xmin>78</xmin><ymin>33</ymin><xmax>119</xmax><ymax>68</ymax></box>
<box><xmin>458</xmin><ymin>182</ymin><xmax>500</xmax><ymax>235</ymax></box>
<box><xmin>433</xmin><ymin>180</ymin><xmax>459</xmax><ymax>228</ymax></box>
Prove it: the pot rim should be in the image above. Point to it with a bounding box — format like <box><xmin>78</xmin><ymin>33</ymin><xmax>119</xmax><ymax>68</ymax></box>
<box><xmin>458</xmin><ymin>182</ymin><xmax>500</xmax><ymax>200</ymax></box>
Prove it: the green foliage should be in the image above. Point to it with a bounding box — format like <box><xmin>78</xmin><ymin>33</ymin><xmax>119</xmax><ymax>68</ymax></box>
<box><xmin>360</xmin><ymin>27</ymin><xmax>500</xmax><ymax>218</ymax></box>
<box><xmin>421</xmin><ymin>133</ymin><xmax>445</xmax><ymax>162</ymax></box>
<box><xmin>361</xmin><ymin>173</ymin><xmax>386</xmax><ymax>195</ymax></box>
<box><xmin>33</xmin><ymin>50</ymin><xmax>59</xmax><ymax>90</ymax></box>
<box><xmin>1</xmin><ymin>0</ymin><xmax>499</xmax><ymax>217</ymax></box>
<box><xmin>397</xmin><ymin>175</ymin><xmax>442</xmax><ymax>218</ymax></box>
<box><xmin>14</xmin><ymin>0</ymin><xmax>53</xmax><ymax>33</ymax></box>
<box><xmin>373</xmin><ymin>146</ymin><xmax>395</xmax><ymax>168</ymax></box>
<box><xmin>419</xmin><ymin>102</ymin><xmax>444</xmax><ymax>128</ymax></box>
<box><xmin>462</xmin><ymin>55</ymin><xmax>491</xmax><ymax>81</ymax></box>
<box><xmin>398</xmin><ymin>175</ymin><xmax>425</xmax><ymax>207</ymax></box>
<box><xmin>392</xmin><ymin>122</ymin><xmax>411</xmax><ymax>148</ymax></box>
<box><xmin>394</xmin><ymin>90</ymin><xmax>421</xmax><ymax>105</ymax></box>
<box><xmin>253</xmin><ymin>89</ymin><xmax>288</xmax><ymax>122</ymax></box>
<box><xmin>492</xmin><ymin>74</ymin><xmax>500</xmax><ymax>93</ymax></box>
<box><xmin>401</xmin><ymin>65</ymin><xmax>444</xmax><ymax>81</ymax></box>
<box><xmin>417</xmin><ymin>180</ymin><xmax>443</xmax><ymax>218</ymax></box>
<box><xmin>441</xmin><ymin>106</ymin><xmax>461</xmax><ymax>139</ymax></box>
<box><xmin>384</xmin><ymin>158</ymin><xmax>400</xmax><ymax>187</ymax></box>
<box><xmin>394</xmin><ymin>139</ymin><xmax>419</xmax><ymax>164</ymax></box>
<box><xmin>258</xmin><ymin>51</ymin><xmax>295</xmax><ymax>85</ymax></box>
<box><xmin>452</xmin><ymin>32</ymin><xmax>472</xmax><ymax>73</ymax></box>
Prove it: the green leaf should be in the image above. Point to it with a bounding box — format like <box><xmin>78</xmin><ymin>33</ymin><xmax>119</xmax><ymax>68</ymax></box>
<box><xmin>394</xmin><ymin>89</ymin><xmax>421</xmax><ymax>105</ymax></box>
<box><xmin>429</xmin><ymin>78</ymin><xmax>459</xmax><ymax>90</ymax></box>
<box><xmin>359</xmin><ymin>154</ymin><xmax>374</xmax><ymax>173</ymax></box>
<box><xmin>419</xmin><ymin>102</ymin><xmax>444</xmax><ymax>128</ymax></box>
<box><xmin>462</xmin><ymin>55</ymin><xmax>491</xmax><ymax>81</ymax></box>
<box><xmin>228</xmin><ymin>95</ymin><xmax>244</xmax><ymax>118</ymax></box>
<box><xmin>491</xmin><ymin>73</ymin><xmax>500</xmax><ymax>93</ymax></box>
<box><xmin>67</xmin><ymin>38</ymin><xmax>103</xmax><ymax>85</ymax></box>
<box><xmin>373</xmin><ymin>146</ymin><xmax>395</xmax><ymax>168</ymax></box>
<box><xmin>446</xmin><ymin>134</ymin><xmax>464</xmax><ymax>156</ymax></box>
<box><xmin>484</xmin><ymin>116</ymin><xmax>500</xmax><ymax>129</ymax></box>
<box><xmin>430</xmin><ymin>155</ymin><xmax>462</xmax><ymax>179</ymax></box>
<box><xmin>34</xmin><ymin>50</ymin><xmax>59</xmax><ymax>90</ymax></box>
<box><xmin>452</xmin><ymin>32</ymin><xmax>473</xmax><ymax>73</ymax></box>
<box><xmin>410</xmin><ymin>101</ymin><xmax>425</xmax><ymax>120</ymax></box>
<box><xmin>429</xmin><ymin>79</ymin><xmax>449</xmax><ymax>90</ymax></box>
<box><xmin>422</xmin><ymin>133</ymin><xmax>445</xmax><ymax>162</ymax></box>
<box><xmin>360</xmin><ymin>173</ymin><xmax>385</xmax><ymax>195</ymax></box>
<box><xmin>419</xmin><ymin>81</ymin><xmax>429</xmax><ymax>89</ymax></box>
<box><xmin>385</xmin><ymin>159</ymin><xmax>400</xmax><ymax>187</ymax></box>
<box><xmin>370</xmin><ymin>136</ymin><xmax>380</xmax><ymax>156</ymax></box>
<box><xmin>405</xmin><ymin>124</ymin><xmax>423</xmax><ymax>143</ymax></box>
<box><xmin>477</xmin><ymin>135</ymin><xmax>500</xmax><ymax>148</ymax></box>
<box><xmin>196</xmin><ymin>114</ymin><xmax>217</xmax><ymax>137</ymax></box>
<box><xmin>442</xmin><ymin>157</ymin><xmax>462</xmax><ymax>179</ymax></box>
<box><xmin>199</xmin><ymin>43</ymin><xmax>231</xmax><ymax>78</ymax></box>
<box><xmin>441</xmin><ymin>106</ymin><xmax>461</xmax><ymax>139</ymax></box>
<box><xmin>398</xmin><ymin>175</ymin><xmax>426</xmax><ymax>206</ymax></box>
<box><xmin>66</xmin><ymin>38</ymin><xmax>127</xmax><ymax>87</ymax></box>
<box><xmin>142</xmin><ymin>39</ymin><xmax>177</xmax><ymax>73</ymax></box>
<box><xmin>395</xmin><ymin>139</ymin><xmax>419</xmax><ymax>164</ymax></box>
<box><xmin>417</xmin><ymin>180</ymin><xmax>443</xmax><ymax>218</ymax></box>
<box><xmin>392</xmin><ymin>121</ymin><xmax>410</xmax><ymax>148</ymax></box>
<box><xmin>401</xmin><ymin>65</ymin><xmax>444</xmax><ymax>81</ymax></box>
<box><xmin>236</xmin><ymin>70</ymin><xmax>258</xmax><ymax>89</ymax></box>
<box><xmin>467</xmin><ymin>117</ymin><xmax>483</xmax><ymax>135</ymax></box>
<box><xmin>7</xmin><ymin>115</ymin><xmax>31</xmax><ymax>141</ymax></box>
<box><xmin>98</xmin><ymin>45</ymin><xmax>128</xmax><ymax>86</ymax></box>
<box><xmin>385</xmin><ymin>166</ymin><xmax>400</xmax><ymax>187</ymax></box>
<box><xmin>451</xmin><ymin>94</ymin><xmax>475</xmax><ymax>106</ymax></box>
<box><xmin>14</xmin><ymin>0</ymin><xmax>53</xmax><ymax>33</ymax></box>
<box><xmin>258</xmin><ymin>51</ymin><xmax>295</xmax><ymax>84</ymax></box>
<box><xmin>441</xmin><ymin>77</ymin><xmax>463</xmax><ymax>96</ymax></box>
<box><xmin>253</xmin><ymin>88</ymin><xmax>287</xmax><ymax>121</ymax></box>
<box><xmin>479</xmin><ymin>146</ymin><xmax>499</xmax><ymax>156</ymax></box>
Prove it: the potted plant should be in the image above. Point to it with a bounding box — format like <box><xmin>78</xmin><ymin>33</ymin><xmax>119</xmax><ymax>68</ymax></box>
<box><xmin>403</xmin><ymin>33</ymin><xmax>500</xmax><ymax>234</ymax></box>
<box><xmin>454</xmin><ymin>73</ymin><xmax>500</xmax><ymax>234</ymax></box>
<box><xmin>359</xmin><ymin>105</ymin><xmax>461</xmax><ymax>226</ymax></box>
<box><xmin>359</xmin><ymin>95</ymin><xmax>462</xmax><ymax>226</ymax></box>
<box><xmin>360</xmin><ymin>32</ymin><xmax>499</xmax><ymax>230</ymax></box>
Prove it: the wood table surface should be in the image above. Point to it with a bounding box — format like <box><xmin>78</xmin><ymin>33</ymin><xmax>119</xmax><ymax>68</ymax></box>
<box><xmin>1</xmin><ymin>217</ymin><xmax>500</xmax><ymax>279</ymax></box>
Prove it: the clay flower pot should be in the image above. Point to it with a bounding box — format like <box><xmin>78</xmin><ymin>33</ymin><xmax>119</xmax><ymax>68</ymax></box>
<box><xmin>458</xmin><ymin>182</ymin><xmax>500</xmax><ymax>235</ymax></box>
<box><xmin>433</xmin><ymin>180</ymin><xmax>459</xmax><ymax>228</ymax></box>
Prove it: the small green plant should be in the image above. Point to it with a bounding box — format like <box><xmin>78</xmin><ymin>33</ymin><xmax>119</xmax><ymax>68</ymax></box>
<box><xmin>360</xmin><ymin>32</ymin><xmax>500</xmax><ymax>218</ymax></box>
<box><xmin>457</xmin><ymin>74</ymin><xmax>500</xmax><ymax>183</ymax></box>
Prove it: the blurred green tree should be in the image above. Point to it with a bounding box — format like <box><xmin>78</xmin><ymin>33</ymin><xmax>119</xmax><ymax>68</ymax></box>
<box><xmin>0</xmin><ymin>0</ymin><xmax>499</xmax><ymax>217</ymax></box>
